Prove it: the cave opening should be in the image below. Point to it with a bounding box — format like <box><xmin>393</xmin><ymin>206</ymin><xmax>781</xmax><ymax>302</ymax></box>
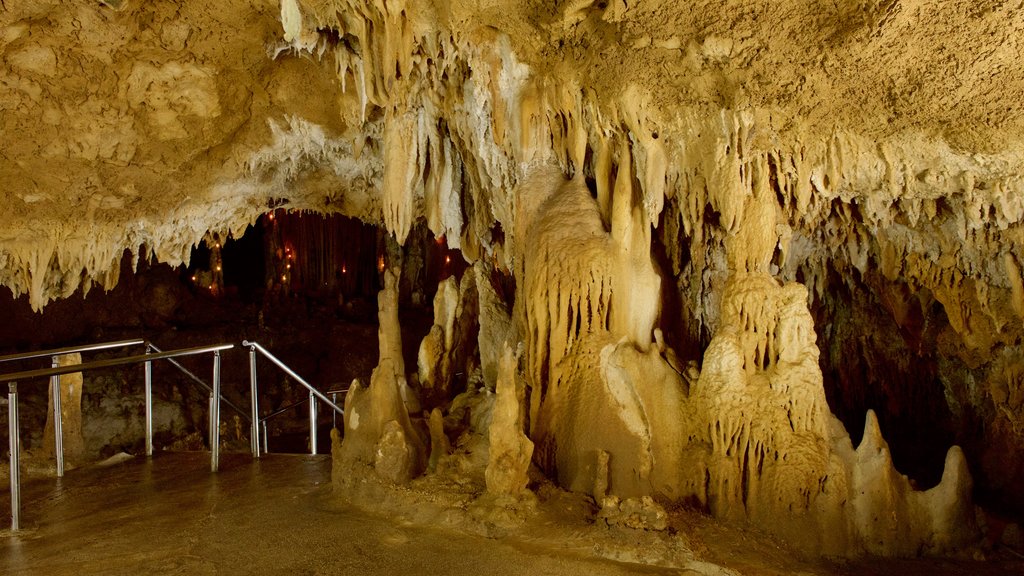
<box><xmin>813</xmin><ymin>261</ymin><xmax>957</xmax><ymax>491</ymax></box>
<box><xmin>0</xmin><ymin>211</ymin><xmax>470</xmax><ymax>457</ymax></box>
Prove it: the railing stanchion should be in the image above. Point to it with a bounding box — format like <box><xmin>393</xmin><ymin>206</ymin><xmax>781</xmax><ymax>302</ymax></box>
<box><xmin>262</xmin><ymin>420</ymin><xmax>269</xmax><ymax>454</ymax></box>
<box><xmin>309</xmin><ymin>390</ymin><xmax>317</xmax><ymax>455</ymax></box>
<box><xmin>144</xmin><ymin>348</ymin><xmax>153</xmax><ymax>457</ymax></box>
<box><xmin>9</xmin><ymin>382</ymin><xmax>21</xmax><ymax>531</ymax></box>
<box><xmin>248</xmin><ymin>346</ymin><xmax>260</xmax><ymax>458</ymax></box>
<box><xmin>211</xmin><ymin>351</ymin><xmax>222</xmax><ymax>473</ymax></box>
<box><xmin>51</xmin><ymin>356</ymin><xmax>64</xmax><ymax>477</ymax></box>
<box><xmin>332</xmin><ymin>392</ymin><xmax>338</xmax><ymax>429</ymax></box>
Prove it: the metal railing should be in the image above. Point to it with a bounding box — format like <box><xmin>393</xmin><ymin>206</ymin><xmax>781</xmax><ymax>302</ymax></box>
<box><xmin>256</xmin><ymin>386</ymin><xmax>348</xmax><ymax>455</ymax></box>
<box><xmin>0</xmin><ymin>338</ymin><xmax>146</xmax><ymax>478</ymax></box>
<box><xmin>242</xmin><ymin>341</ymin><xmax>344</xmax><ymax>457</ymax></box>
<box><xmin>3</xmin><ymin>342</ymin><xmax>233</xmax><ymax>531</ymax></box>
<box><xmin>145</xmin><ymin>343</ymin><xmax>251</xmax><ymax>426</ymax></box>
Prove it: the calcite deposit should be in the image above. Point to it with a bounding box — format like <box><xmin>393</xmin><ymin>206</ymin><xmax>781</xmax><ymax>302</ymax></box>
<box><xmin>4</xmin><ymin>0</ymin><xmax>1024</xmax><ymax>559</ymax></box>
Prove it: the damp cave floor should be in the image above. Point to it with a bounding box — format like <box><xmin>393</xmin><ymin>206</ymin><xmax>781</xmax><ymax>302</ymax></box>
<box><xmin>1</xmin><ymin>452</ymin><xmax>1022</xmax><ymax>576</ymax></box>
<box><xmin>0</xmin><ymin>452</ymin><xmax>681</xmax><ymax>576</ymax></box>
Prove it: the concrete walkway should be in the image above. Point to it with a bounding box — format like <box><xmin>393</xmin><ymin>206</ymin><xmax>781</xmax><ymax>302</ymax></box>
<box><xmin>1</xmin><ymin>453</ymin><xmax>676</xmax><ymax>576</ymax></box>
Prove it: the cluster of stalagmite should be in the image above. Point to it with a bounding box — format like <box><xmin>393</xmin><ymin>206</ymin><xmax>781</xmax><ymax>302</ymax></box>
<box><xmin>336</xmin><ymin>156</ymin><xmax>980</xmax><ymax>555</ymax></box>
<box><xmin>4</xmin><ymin>0</ymin><xmax>1024</xmax><ymax>558</ymax></box>
<box><xmin>521</xmin><ymin>164</ymin><xmax>979</xmax><ymax>555</ymax></box>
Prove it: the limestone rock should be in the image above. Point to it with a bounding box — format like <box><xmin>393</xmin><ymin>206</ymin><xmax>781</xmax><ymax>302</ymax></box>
<box><xmin>427</xmin><ymin>407</ymin><xmax>450</xmax><ymax>472</ymax></box>
<box><xmin>485</xmin><ymin>343</ymin><xmax>533</xmax><ymax>496</ymax></box>
<box><xmin>42</xmin><ymin>353</ymin><xmax>86</xmax><ymax>467</ymax></box>
<box><xmin>1003</xmin><ymin>523</ymin><xmax>1024</xmax><ymax>550</ymax></box>
<box><xmin>536</xmin><ymin>332</ymin><xmax>687</xmax><ymax>501</ymax></box>
<box><xmin>374</xmin><ymin>420</ymin><xmax>416</xmax><ymax>484</ymax></box>
<box><xmin>475</xmin><ymin>261</ymin><xmax>514</xmax><ymax>389</ymax></box>
<box><xmin>339</xmin><ymin>362</ymin><xmax>426</xmax><ymax>484</ymax></box>
<box><xmin>416</xmin><ymin>267</ymin><xmax>479</xmax><ymax>407</ymax></box>
<box><xmin>597</xmin><ymin>496</ymin><xmax>669</xmax><ymax>531</ymax></box>
<box><xmin>378</xmin><ymin>268</ymin><xmax>420</xmax><ymax>414</ymax></box>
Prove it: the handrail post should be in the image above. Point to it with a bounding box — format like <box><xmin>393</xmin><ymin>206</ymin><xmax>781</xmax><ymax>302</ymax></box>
<box><xmin>309</xmin><ymin>390</ymin><xmax>317</xmax><ymax>455</ymax></box>
<box><xmin>144</xmin><ymin>347</ymin><xmax>153</xmax><ymax>457</ymax></box>
<box><xmin>211</xmin><ymin>351</ymin><xmax>222</xmax><ymax>473</ymax></box>
<box><xmin>50</xmin><ymin>356</ymin><xmax>64</xmax><ymax>477</ymax></box>
<box><xmin>248</xmin><ymin>346</ymin><xmax>260</xmax><ymax>458</ymax></box>
<box><xmin>9</xmin><ymin>382</ymin><xmax>21</xmax><ymax>531</ymax></box>
<box><xmin>260</xmin><ymin>416</ymin><xmax>268</xmax><ymax>453</ymax></box>
<box><xmin>332</xmin><ymin>392</ymin><xmax>338</xmax><ymax>430</ymax></box>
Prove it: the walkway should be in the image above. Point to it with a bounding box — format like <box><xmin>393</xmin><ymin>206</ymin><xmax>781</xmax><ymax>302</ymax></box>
<box><xmin>1</xmin><ymin>453</ymin><xmax>673</xmax><ymax>575</ymax></box>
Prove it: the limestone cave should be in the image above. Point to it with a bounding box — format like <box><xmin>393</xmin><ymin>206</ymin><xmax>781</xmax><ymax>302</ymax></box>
<box><xmin>1</xmin><ymin>0</ymin><xmax>1023</xmax><ymax>573</ymax></box>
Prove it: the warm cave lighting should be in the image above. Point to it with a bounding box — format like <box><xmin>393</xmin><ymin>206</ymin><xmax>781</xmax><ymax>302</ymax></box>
<box><xmin>341</xmin><ymin>264</ymin><xmax>347</xmax><ymax>274</ymax></box>
<box><xmin>215</xmin><ymin>265</ymin><xmax>221</xmax><ymax>271</ymax></box>
<box><xmin>378</xmin><ymin>255</ymin><xmax>385</xmax><ymax>271</ymax></box>
<box><xmin>445</xmin><ymin>255</ymin><xmax>451</xmax><ymax>265</ymax></box>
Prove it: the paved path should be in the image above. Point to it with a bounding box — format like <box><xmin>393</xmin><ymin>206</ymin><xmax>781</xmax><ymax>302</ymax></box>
<box><xmin>1</xmin><ymin>453</ymin><xmax>673</xmax><ymax>575</ymax></box>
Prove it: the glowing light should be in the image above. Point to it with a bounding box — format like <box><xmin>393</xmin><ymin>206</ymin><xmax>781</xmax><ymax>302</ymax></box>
<box><xmin>215</xmin><ymin>265</ymin><xmax>222</xmax><ymax>271</ymax></box>
<box><xmin>191</xmin><ymin>275</ymin><xmax>196</xmax><ymax>282</ymax></box>
<box><xmin>286</xmin><ymin>263</ymin><xmax>291</xmax><ymax>269</ymax></box>
<box><xmin>445</xmin><ymin>255</ymin><xmax>451</xmax><ymax>265</ymax></box>
<box><xmin>377</xmin><ymin>255</ymin><xmax>385</xmax><ymax>271</ymax></box>
<box><xmin>268</xmin><ymin>213</ymin><xmax>274</xmax><ymax>220</ymax></box>
<box><xmin>341</xmin><ymin>265</ymin><xmax>347</xmax><ymax>274</ymax></box>
<box><xmin>281</xmin><ymin>275</ymin><xmax>287</xmax><ymax>282</ymax></box>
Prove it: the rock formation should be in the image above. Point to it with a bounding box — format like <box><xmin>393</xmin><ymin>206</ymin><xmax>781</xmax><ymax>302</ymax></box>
<box><xmin>484</xmin><ymin>343</ymin><xmax>532</xmax><ymax>497</ymax></box>
<box><xmin>337</xmin><ymin>274</ymin><xmax>426</xmax><ymax>483</ymax></box>
<box><xmin>41</xmin><ymin>353</ymin><xmax>86</xmax><ymax>467</ymax></box>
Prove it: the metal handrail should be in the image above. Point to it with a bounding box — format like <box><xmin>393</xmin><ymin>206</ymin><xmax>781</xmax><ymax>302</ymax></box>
<box><xmin>146</xmin><ymin>343</ymin><xmax>251</xmax><ymax>423</ymax></box>
<box><xmin>256</xmin><ymin>386</ymin><xmax>349</xmax><ymax>455</ymax></box>
<box><xmin>4</xmin><ymin>342</ymin><xmax>233</xmax><ymax>531</ymax></box>
<box><xmin>0</xmin><ymin>338</ymin><xmax>145</xmax><ymax>479</ymax></box>
<box><xmin>0</xmin><ymin>338</ymin><xmax>145</xmax><ymax>363</ymax></box>
<box><xmin>258</xmin><ymin>387</ymin><xmax>349</xmax><ymax>423</ymax></box>
<box><xmin>0</xmin><ymin>344</ymin><xmax>232</xmax><ymax>381</ymax></box>
<box><xmin>241</xmin><ymin>340</ymin><xmax>344</xmax><ymax>457</ymax></box>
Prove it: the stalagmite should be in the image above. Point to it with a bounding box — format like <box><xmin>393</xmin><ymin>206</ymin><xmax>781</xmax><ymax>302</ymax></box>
<box><xmin>338</xmin><ymin>361</ymin><xmax>427</xmax><ymax>484</ymax></box>
<box><xmin>41</xmin><ymin>353</ymin><xmax>86</xmax><ymax>467</ymax></box>
<box><xmin>427</xmin><ymin>407</ymin><xmax>450</xmax><ymax>472</ymax></box>
<box><xmin>416</xmin><ymin>269</ymin><xmax>479</xmax><ymax>407</ymax></box>
<box><xmin>485</xmin><ymin>343</ymin><xmax>532</xmax><ymax>496</ymax></box>
<box><xmin>475</xmin><ymin>261</ymin><xmax>514</xmax><ymax>389</ymax></box>
<box><xmin>378</xmin><ymin>268</ymin><xmax>419</xmax><ymax>413</ymax></box>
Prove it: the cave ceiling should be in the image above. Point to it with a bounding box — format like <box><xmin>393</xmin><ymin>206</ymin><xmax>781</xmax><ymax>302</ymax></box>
<box><xmin>0</xmin><ymin>0</ymin><xmax>1022</xmax><ymax>347</ymax></box>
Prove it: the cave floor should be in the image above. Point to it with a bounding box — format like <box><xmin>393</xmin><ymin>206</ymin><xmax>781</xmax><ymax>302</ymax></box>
<box><xmin>1</xmin><ymin>452</ymin><xmax>1021</xmax><ymax>576</ymax></box>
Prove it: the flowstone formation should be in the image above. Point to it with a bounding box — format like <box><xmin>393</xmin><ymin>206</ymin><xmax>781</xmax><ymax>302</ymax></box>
<box><xmin>525</xmin><ymin>167</ymin><xmax>978</xmax><ymax>555</ymax></box>
<box><xmin>4</xmin><ymin>0</ymin><xmax>1024</xmax><ymax>561</ymax></box>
